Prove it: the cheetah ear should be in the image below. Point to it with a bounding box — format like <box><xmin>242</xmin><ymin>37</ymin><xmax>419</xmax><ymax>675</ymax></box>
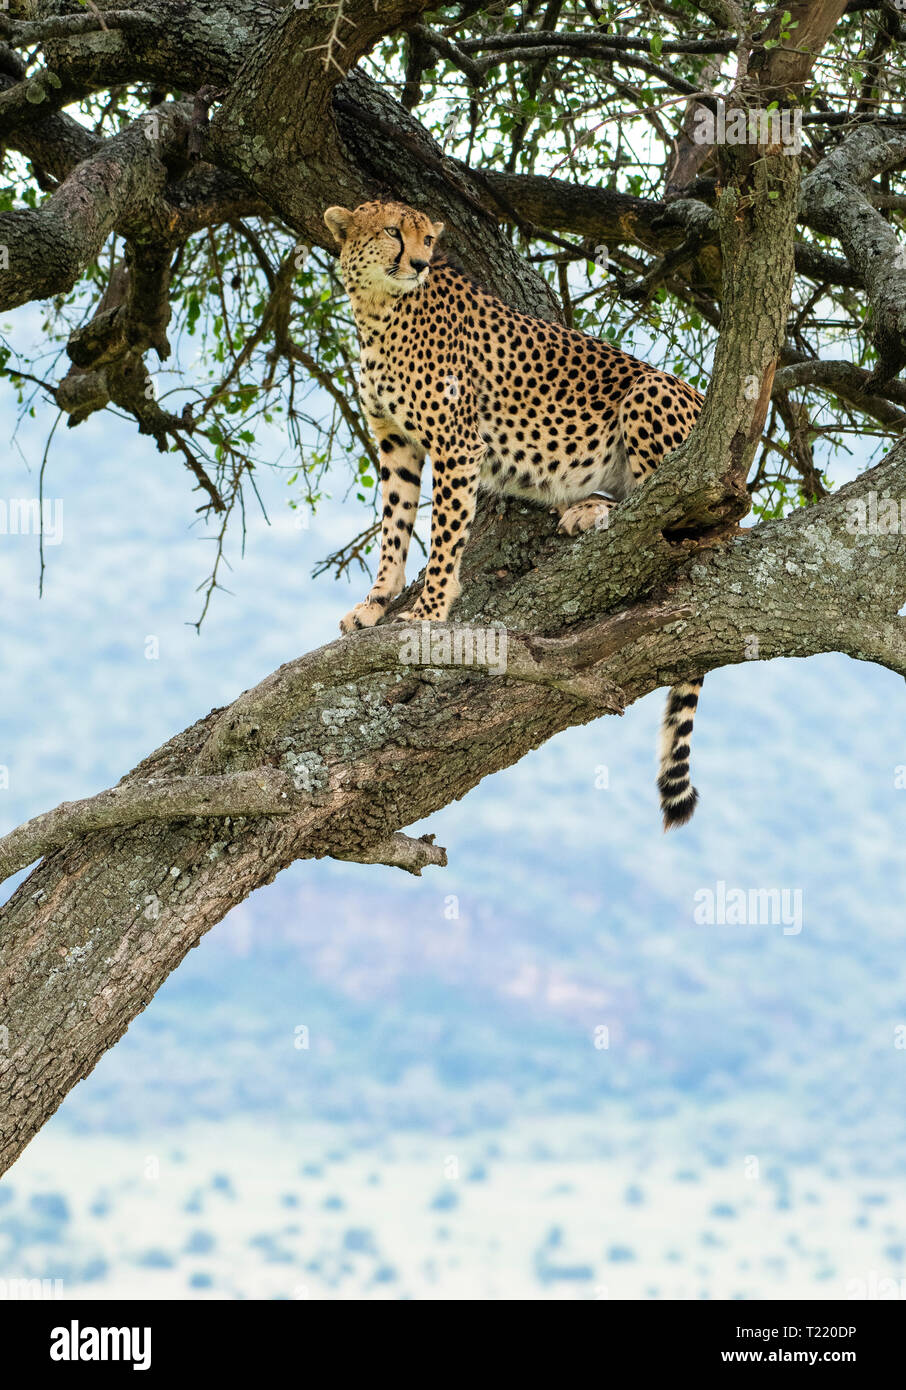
<box><xmin>431</xmin><ymin>221</ymin><xmax>445</xmax><ymax>240</ymax></box>
<box><xmin>324</xmin><ymin>207</ymin><xmax>353</xmax><ymax>245</ymax></box>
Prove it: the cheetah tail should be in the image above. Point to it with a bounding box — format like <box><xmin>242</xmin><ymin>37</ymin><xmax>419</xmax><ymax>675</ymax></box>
<box><xmin>657</xmin><ymin>679</ymin><xmax>702</xmax><ymax>831</ymax></box>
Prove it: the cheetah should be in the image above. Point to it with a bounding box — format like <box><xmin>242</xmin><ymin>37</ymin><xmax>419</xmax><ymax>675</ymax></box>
<box><xmin>324</xmin><ymin>200</ymin><xmax>704</xmax><ymax>829</ymax></box>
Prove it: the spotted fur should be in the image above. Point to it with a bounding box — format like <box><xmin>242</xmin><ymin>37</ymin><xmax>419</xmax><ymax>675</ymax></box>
<box><xmin>325</xmin><ymin>200</ymin><xmax>704</xmax><ymax>828</ymax></box>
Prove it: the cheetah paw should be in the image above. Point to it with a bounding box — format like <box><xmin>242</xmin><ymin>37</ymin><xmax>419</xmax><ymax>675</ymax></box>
<box><xmin>557</xmin><ymin>498</ymin><xmax>612</xmax><ymax>536</ymax></box>
<box><xmin>392</xmin><ymin>608</ymin><xmax>429</xmax><ymax>624</ymax></box>
<box><xmin>339</xmin><ymin>599</ymin><xmax>387</xmax><ymax>634</ymax></box>
<box><xmin>392</xmin><ymin>599</ymin><xmax>445</xmax><ymax>623</ymax></box>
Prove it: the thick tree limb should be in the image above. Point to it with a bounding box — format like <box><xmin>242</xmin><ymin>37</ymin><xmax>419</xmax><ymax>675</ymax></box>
<box><xmin>456</xmin><ymin>169</ymin><xmax>869</xmax><ymax>293</ymax></box>
<box><xmin>454</xmin><ymin>30</ymin><xmax>738</xmax><ymax>56</ymax></box>
<box><xmin>801</xmin><ymin>125</ymin><xmax>906</xmax><ymax>382</ymax></box>
<box><xmin>0</xmin><ymin>769</ymin><xmax>452</xmax><ymax>884</ymax></box>
<box><xmin>0</xmin><ymin>9</ymin><xmax>155</xmax><ymax>45</ymax></box>
<box><xmin>0</xmin><ymin>67</ymin><xmax>100</xmax><ymax>181</ymax></box>
<box><xmin>0</xmin><ymin>770</ymin><xmax>303</xmax><ymax>883</ymax></box>
<box><xmin>774</xmin><ymin>359</ymin><xmax>906</xmax><ymax>429</ymax></box>
<box><xmin>0</xmin><ymin>102</ymin><xmax>191</xmax><ymax>310</ymax></box>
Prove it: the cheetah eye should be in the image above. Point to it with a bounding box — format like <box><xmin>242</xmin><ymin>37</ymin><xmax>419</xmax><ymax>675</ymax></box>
<box><xmin>385</xmin><ymin>227</ymin><xmax>402</xmax><ymax>241</ymax></box>
<box><xmin>424</xmin><ymin>236</ymin><xmax>434</xmax><ymax>247</ymax></box>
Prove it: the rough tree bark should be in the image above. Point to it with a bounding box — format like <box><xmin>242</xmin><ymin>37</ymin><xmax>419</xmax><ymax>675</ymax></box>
<box><xmin>1</xmin><ymin>2</ymin><xmax>905</xmax><ymax>1175</ymax></box>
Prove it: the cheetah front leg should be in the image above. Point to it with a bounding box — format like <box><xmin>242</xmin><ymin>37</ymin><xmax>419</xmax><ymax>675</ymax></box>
<box><xmin>339</xmin><ymin>419</ymin><xmax>425</xmax><ymax>634</ymax></box>
<box><xmin>395</xmin><ymin>451</ymin><xmax>482</xmax><ymax>623</ymax></box>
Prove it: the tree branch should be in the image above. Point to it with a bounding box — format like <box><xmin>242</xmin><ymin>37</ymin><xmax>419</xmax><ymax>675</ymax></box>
<box><xmin>0</xmin><ymin>102</ymin><xmax>192</xmax><ymax>311</ymax></box>
<box><xmin>0</xmin><ymin>8</ymin><xmax>156</xmax><ymax>45</ymax></box>
<box><xmin>0</xmin><ymin>769</ymin><xmax>302</xmax><ymax>884</ymax></box>
<box><xmin>801</xmin><ymin>125</ymin><xmax>906</xmax><ymax>382</ymax></box>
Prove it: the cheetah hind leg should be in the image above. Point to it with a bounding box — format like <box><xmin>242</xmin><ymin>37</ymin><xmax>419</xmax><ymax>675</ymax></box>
<box><xmin>556</xmin><ymin>496</ymin><xmax>613</xmax><ymax>537</ymax></box>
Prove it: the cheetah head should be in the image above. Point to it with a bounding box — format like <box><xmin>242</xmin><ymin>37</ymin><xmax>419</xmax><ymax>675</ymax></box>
<box><xmin>324</xmin><ymin>200</ymin><xmax>444</xmax><ymax>296</ymax></box>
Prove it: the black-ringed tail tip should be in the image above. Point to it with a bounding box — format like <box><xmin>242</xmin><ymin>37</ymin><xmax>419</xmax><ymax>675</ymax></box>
<box><xmin>658</xmin><ymin>679</ymin><xmax>702</xmax><ymax>830</ymax></box>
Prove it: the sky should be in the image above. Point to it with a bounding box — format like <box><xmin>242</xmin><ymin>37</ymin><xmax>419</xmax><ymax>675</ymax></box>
<box><xmin>2</xmin><ymin>335</ymin><xmax>906</xmax><ymax>1300</ymax></box>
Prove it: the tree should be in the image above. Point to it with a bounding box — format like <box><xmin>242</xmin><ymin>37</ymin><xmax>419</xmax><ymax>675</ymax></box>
<box><xmin>2</xmin><ymin>0</ymin><xmax>906</xmax><ymax>1175</ymax></box>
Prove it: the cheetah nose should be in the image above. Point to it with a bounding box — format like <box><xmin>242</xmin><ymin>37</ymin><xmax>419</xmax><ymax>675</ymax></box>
<box><xmin>410</xmin><ymin>258</ymin><xmax>429</xmax><ymax>273</ymax></box>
